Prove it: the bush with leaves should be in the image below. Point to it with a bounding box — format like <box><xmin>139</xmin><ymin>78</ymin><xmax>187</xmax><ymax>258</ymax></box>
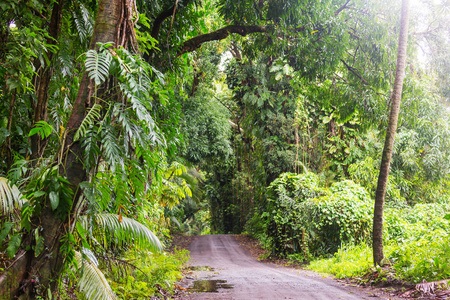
<box><xmin>265</xmin><ymin>172</ymin><xmax>373</xmax><ymax>258</ymax></box>
<box><xmin>307</xmin><ymin>181</ymin><xmax>373</xmax><ymax>255</ymax></box>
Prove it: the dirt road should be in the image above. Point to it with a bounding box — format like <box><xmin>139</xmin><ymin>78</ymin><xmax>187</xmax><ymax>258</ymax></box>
<box><xmin>178</xmin><ymin>235</ymin><xmax>385</xmax><ymax>299</ymax></box>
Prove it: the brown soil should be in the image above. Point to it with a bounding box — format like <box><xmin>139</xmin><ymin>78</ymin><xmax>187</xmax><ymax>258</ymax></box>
<box><xmin>234</xmin><ymin>234</ymin><xmax>307</xmax><ymax>268</ymax></box>
<box><xmin>168</xmin><ymin>234</ymin><xmax>198</xmax><ymax>253</ymax></box>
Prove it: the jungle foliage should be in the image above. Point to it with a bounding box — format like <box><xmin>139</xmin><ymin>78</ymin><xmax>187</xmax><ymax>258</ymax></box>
<box><xmin>309</xmin><ymin>203</ymin><xmax>450</xmax><ymax>283</ymax></box>
<box><xmin>0</xmin><ymin>0</ymin><xmax>449</xmax><ymax>298</ymax></box>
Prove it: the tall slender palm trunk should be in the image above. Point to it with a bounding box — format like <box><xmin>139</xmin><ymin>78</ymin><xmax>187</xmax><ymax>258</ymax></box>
<box><xmin>373</xmin><ymin>0</ymin><xmax>410</xmax><ymax>266</ymax></box>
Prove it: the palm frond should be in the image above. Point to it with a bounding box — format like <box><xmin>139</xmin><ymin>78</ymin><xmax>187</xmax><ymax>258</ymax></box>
<box><xmin>79</xmin><ymin>214</ymin><xmax>163</xmax><ymax>253</ymax></box>
<box><xmin>74</xmin><ymin>104</ymin><xmax>102</xmax><ymax>142</ymax></box>
<box><xmin>82</xmin><ymin>247</ymin><xmax>99</xmax><ymax>266</ymax></box>
<box><xmin>85</xmin><ymin>49</ymin><xmax>112</xmax><ymax>86</ymax></box>
<box><xmin>75</xmin><ymin>251</ymin><xmax>117</xmax><ymax>300</ymax></box>
<box><xmin>0</xmin><ymin>177</ymin><xmax>24</xmax><ymax>215</ymax></box>
<box><xmin>169</xmin><ymin>216</ymin><xmax>182</xmax><ymax>230</ymax></box>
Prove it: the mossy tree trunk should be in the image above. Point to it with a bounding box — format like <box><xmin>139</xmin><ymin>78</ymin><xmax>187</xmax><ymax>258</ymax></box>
<box><xmin>0</xmin><ymin>0</ymin><xmax>123</xmax><ymax>298</ymax></box>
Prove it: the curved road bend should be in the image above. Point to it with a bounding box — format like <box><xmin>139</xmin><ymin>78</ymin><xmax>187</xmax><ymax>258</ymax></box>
<box><xmin>180</xmin><ymin>234</ymin><xmax>384</xmax><ymax>300</ymax></box>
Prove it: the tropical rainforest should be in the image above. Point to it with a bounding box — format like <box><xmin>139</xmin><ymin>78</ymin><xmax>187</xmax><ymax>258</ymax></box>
<box><xmin>0</xmin><ymin>0</ymin><xmax>449</xmax><ymax>298</ymax></box>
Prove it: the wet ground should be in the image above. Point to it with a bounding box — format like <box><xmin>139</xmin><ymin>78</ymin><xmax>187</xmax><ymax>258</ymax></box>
<box><xmin>188</xmin><ymin>279</ymin><xmax>234</xmax><ymax>293</ymax></box>
<box><xmin>177</xmin><ymin>235</ymin><xmax>389</xmax><ymax>300</ymax></box>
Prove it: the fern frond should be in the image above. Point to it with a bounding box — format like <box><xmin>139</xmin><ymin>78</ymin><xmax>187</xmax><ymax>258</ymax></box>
<box><xmin>85</xmin><ymin>49</ymin><xmax>112</xmax><ymax>85</ymax></box>
<box><xmin>165</xmin><ymin>161</ymin><xmax>187</xmax><ymax>178</ymax></box>
<box><xmin>78</xmin><ymin>214</ymin><xmax>162</xmax><ymax>253</ymax></box>
<box><xmin>0</xmin><ymin>177</ymin><xmax>25</xmax><ymax>215</ymax></box>
<box><xmin>75</xmin><ymin>251</ymin><xmax>117</xmax><ymax>300</ymax></box>
<box><xmin>74</xmin><ymin>104</ymin><xmax>102</xmax><ymax>142</ymax></box>
<box><xmin>114</xmin><ymin>105</ymin><xmax>144</xmax><ymax>146</ymax></box>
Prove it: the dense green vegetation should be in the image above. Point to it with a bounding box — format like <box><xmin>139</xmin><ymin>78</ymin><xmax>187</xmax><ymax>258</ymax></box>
<box><xmin>0</xmin><ymin>0</ymin><xmax>449</xmax><ymax>298</ymax></box>
<box><xmin>309</xmin><ymin>203</ymin><xmax>450</xmax><ymax>283</ymax></box>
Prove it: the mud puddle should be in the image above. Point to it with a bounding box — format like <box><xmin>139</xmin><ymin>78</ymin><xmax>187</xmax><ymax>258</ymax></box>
<box><xmin>188</xmin><ymin>279</ymin><xmax>234</xmax><ymax>292</ymax></box>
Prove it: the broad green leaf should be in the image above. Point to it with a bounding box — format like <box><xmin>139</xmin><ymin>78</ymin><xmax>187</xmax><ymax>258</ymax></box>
<box><xmin>0</xmin><ymin>222</ymin><xmax>13</xmax><ymax>241</ymax></box>
<box><xmin>33</xmin><ymin>191</ymin><xmax>46</xmax><ymax>198</ymax></box>
<box><xmin>7</xmin><ymin>234</ymin><xmax>21</xmax><ymax>258</ymax></box>
<box><xmin>49</xmin><ymin>191</ymin><xmax>59</xmax><ymax>210</ymax></box>
<box><xmin>28</xmin><ymin>121</ymin><xmax>53</xmax><ymax>139</ymax></box>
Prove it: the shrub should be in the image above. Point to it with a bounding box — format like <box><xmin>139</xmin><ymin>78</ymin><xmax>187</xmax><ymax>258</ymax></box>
<box><xmin>265</xmin><ymin>172</ymin><xmax>322</xmax><ymax>257</ymax></box>
<box><xmin>304</xmin><ymin>180</ymin><xmax>373</xmax><ymax>255</ymax></box>
<box><xmin>390</xmin><ymin>230</ymin><xmax>450</xmax><ymax>282</ymax></box>
<box><xmin>265</xmin><ymin>172</ymin><xmax>373</xmax><ymax>257</ymax></box>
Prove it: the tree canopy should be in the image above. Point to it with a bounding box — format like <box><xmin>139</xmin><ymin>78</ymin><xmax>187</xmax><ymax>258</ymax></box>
<box><xmin>0</xmin><ymin>0</ymin><xmax>449</xmax><ymax>298</ymax></box>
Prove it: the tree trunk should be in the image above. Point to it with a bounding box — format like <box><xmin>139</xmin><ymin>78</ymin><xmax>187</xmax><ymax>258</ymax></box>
<box><xmin>30</xmin><ymin>0</ymin><xmax>64</xmax><ymax>159</ymax></box>
<box><xmin>373</xmin><ymin>0</ymin><xmax>410</xmax><ymax>266</ymax></box>
<box><xmin>0</xmin><ymin>0</ymin><xmax>124</xmax><ymax>298</ymax></box>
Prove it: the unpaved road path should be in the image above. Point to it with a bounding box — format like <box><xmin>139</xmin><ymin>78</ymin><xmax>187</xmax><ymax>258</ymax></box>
<box><xmin>178</xmin><ymin>235</ymin><xmax>386</xmax><ymax>300</ymax></box>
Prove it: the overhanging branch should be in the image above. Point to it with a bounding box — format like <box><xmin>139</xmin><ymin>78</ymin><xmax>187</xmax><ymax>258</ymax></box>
<box><xmin>172</xmin><ymin>1</ymin><xmax>351</xmax><ymax>57</ymax></box>
<box><xmin>177</xmin><ymin>25</ymin><xmax>267</xmax><ymax>56</ymax></box>
<box><xmin>335</xmin><ymin>0</ymin><xmax>351</xmax><ymax>16</ymax></box>
<box><xmin>151</xmin><ymin>0</ymin><xmax>192</xmax><ymax>39</ymax></box>
<box><xmin>340</xmin><ymin>59</ymin><xmax>387</xmax><ymax>98</ymax></box>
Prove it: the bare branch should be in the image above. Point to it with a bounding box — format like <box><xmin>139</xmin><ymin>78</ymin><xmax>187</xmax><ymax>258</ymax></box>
<box><xmin>335</xmin><ymin>0</ymin><xmax>351</xmax><ymax>16</ymax></box>
<box><xmin>177</xmin><ymin>25</ymin><xmax>267</xmax><ymax>56</ymax></box>
<box><xmin>340</xmin><ymin>59</ymin><xmax>368</xmax><ymax>85</ymax></box>
<box><xmin>151</xmin><ymin>0</ymin><xmax>192</xmax><ymax>39</ymax></box>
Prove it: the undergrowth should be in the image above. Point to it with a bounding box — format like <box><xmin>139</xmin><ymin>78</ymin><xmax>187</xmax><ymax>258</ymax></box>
<box><xmin>106</xmin><ymin>248</ymin><xmax>189</xmax><ymax>299</ymax></box>
<box><xmin>308</xmin><ymin>243</ymin><xmax>374</xmax><ymax>278</ymax></box>
<box><xmin>308</xmin><ymin>203</ymin><xmax>450</xmax><ymax>284</ymax></box>
<box><xmin>250</xmin><ymin>172</ymin><xmax>450</xmax><ymax>284</ymax></box>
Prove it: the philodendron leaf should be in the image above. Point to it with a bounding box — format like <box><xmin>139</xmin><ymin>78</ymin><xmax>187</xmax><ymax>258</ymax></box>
<box><xmin>85</xmin><ymin>49</ymin><xmax>112</xmax><ymax>85</ymax></box>
<box><xmin>49</xmin><ymin>191</ymin><xmax>59</xmax><ymax>210</ymax></box>
<box><xmin>7</xmin><ymin>234</ymin><xmax>21</xmax><ymax>258</ymax></box>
